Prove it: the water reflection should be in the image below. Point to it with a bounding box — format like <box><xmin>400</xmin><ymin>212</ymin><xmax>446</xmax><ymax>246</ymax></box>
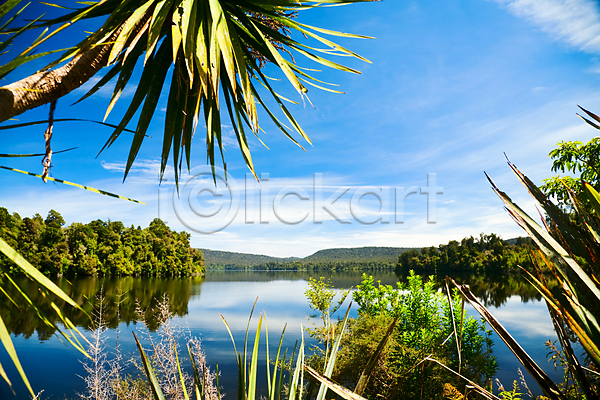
<box><xmin>0</xmin><ymin>270</ymin><xmax>551</xmax><ymax>338</ymax></box>
<box><xmin>0</xmin><ymin>276</ymin><xmax>204</xmax><ymax>339</ymax></box>
<box><xmin>308</xmin><ymin>269</ymin><xmax>547</xmax><ymax>307</ymax></box>
<box><xmin>428</xmin><ymin>271</ymin><xmax>547</xmax><ymax>307</ymax></box>
<box><xmin>0</xmin><ymin>270</ymin><xmax>562</xmax><ymax>399</ymax></box>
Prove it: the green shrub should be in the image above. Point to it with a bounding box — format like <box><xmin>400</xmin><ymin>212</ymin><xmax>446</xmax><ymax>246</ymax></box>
<box><xmin>310</xmin><ymin>271</ymin><xmax>497</xmax><ymax>399</ymax></box>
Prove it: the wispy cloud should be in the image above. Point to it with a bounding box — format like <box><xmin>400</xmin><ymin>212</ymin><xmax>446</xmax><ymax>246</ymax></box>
<box><xmin>101</xmin><ymin>159</ymin><xmax>164</xmax><ymax>175</ymax></box>
<box><xmin>493</xmin><ymin>0</ymin><xmax>600</xmax><ymax>53</ymax></box>
<box><xmin>73</xmin><ymin>75</ymin><xmax>137</xmax><ymax>100</ymax></box>
<box><xmin>101</xmin><ymin>159</ymin><xmax>176</xmax><ymax>185</ymax></box>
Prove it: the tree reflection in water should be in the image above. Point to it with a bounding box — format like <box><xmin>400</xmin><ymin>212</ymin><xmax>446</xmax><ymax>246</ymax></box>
<box><xmin>0</xmin><ymin>276</ymin><xmax>202</xmax><ymax>339</ymax></box>
<box><xmin>0</xmin><ymin>270</ymin><xmax>554</xmax><ymax>340</ymax></box>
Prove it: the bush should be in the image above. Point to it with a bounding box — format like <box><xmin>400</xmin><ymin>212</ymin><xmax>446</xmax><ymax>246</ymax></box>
<box><xmin>310</xmin><ymin>271</ymin><xmax>497</xmax><ymax>399</ymax></box>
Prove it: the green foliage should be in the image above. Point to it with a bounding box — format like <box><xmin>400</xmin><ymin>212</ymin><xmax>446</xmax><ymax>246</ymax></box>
<box><xmin>201</xmin><ymin>249</ymin><xmax>300</xmax><ymax>269</ymax></box>
<box><xmin>311</xmin><ymin>272</ymin><xmax>497</xmax><ymax>399</ymax></box>
<box><xmin>303</xmin><ymin>247</ymin><xmax>414</xmax><ymax>264</ymax></box>
<box><xmin>305</xmin><ymin>277</ymin><xmax>350</xmax><ymax>345</ymax></box>
<box><xmin>0</xmin><ymin>0</ymin><xmax>375</xmax><ymax>182</ymax></box>
<box><xmin>540</xmin><ymin>137</ymin><xmax>600</xmax><ymax>212</ymax></box>
<box><xmin>498</xmin><ymin>381</ymin><xmax>524</xmax><ymax>400</ymax></box>
<box><xmin>396</xmin><ymin>234</ymin><xmax>534</xmax><ymax>274</ymax></box>
<box><xmin>305</xmin><ymin>277</ymin><xmax>349</xmax><ymax>325</ymax></box>
<box><xmin>255</xmin><ymin>260</ymin><xmax>397</xmax><ymax>271</ymax></box>
<box><xmin>0</xmin><ymin>207</ymin><xmax>204</xmax><ymax>277</ymax></box>
<box><xmin>352</xmin><ymin>274</ymin><xmax>403</xmax><ymax>317</ymax></box>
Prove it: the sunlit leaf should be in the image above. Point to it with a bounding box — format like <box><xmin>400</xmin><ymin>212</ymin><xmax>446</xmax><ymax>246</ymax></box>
<box><xmin>133</xmin><ymin>332</ymin><xmax>167</xmax><ymax>400</ymax></box>
<box><xmin>0</xmin><ymin>315</ymin><xmax>32</xmax><ymax>396</ymax></box>
<box><xmin>146</xmin><ymin>0</ymin><xmax>171</xmax><ymax>63</ymax></box>
<box><xmin>0</xmin><ymin>0</ymin><xmax>23</xmax><ymax>21</ymax></box>
<box><xmin>107</xmin><ymin>0</ymin><xmax>152</xmax><ymax>64</ymax></box>
<box><xmin>0</xmin><ymin>165</ymin><xmax>146</xmax><ymax>203</ymax></box>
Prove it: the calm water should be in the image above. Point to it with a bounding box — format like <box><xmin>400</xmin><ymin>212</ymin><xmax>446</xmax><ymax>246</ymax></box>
<box><xmin>0</xmin><ymin>270</ymin><xmax>564</xmax><ymax>399</ymax></box>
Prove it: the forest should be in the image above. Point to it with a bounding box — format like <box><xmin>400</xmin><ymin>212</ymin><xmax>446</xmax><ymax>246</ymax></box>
<box><xmin>396</xmin><ymin>233</ymin><xmax>535</xmax><ymax>274</ymax></box>
<box><xmin>0</xmin><ymin>207</ymin><xmax>204</xmax><ymax>276</ymax></box>
<box><xmin>250</xmin><ymin>260</ymin><xmax>396</xmax><ymax>271</ymax></box>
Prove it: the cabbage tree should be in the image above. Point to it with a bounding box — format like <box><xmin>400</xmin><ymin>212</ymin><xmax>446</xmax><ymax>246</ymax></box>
<box><xmin>0</xmin><ymin>0</ymin><xmax>375</xmax><ymax>182</ymax></box>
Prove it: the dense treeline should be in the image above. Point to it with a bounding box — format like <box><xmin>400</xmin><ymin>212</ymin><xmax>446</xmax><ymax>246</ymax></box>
<box><xmin>396</xmin><ymin>233</ymin><xmax>535</xmax><ymax>273</ymax></box>
<box><xmin>0</xmin><ymin>208</ymin><xmax>204</xmax><ymax>276</ymax></box>
<box><xmin>201</xmin><ymin>248</ymin><xmax>299</xmax><ymax>269</ymax></box>
<box><xmin>210</xmin><ymin>260</ymin><xmax>396</xmax><ymax>271</ymax></box>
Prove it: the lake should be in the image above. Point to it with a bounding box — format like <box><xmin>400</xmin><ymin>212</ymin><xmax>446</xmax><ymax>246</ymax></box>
<box><xmin>0</xmin><ymin>270</ymin><xmax>564</xmax><ymax>399</ymax></box>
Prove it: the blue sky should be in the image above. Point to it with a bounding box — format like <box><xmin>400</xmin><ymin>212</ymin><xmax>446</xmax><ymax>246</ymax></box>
<box><xmin>3</xmin><ymin>0</ymin><xmax>600</xmax><ymax>257</ymax></box>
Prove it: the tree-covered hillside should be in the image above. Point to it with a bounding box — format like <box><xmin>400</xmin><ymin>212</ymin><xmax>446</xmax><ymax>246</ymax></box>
<box><xmin>0</xmin><ymin>208</ymin><xmax>204</xmax><ymax>276</ymax></box>
<box><xmin>203</xmin><ymin>246</ymin><xmax>414</xmax><ymax>270</ymax></box>
<box><xmin>201</xmin><ymin>249</ymin><xmax>299</xmax><ymax>269</ymax></box>
<box><xmin>396</xmin><ymin>234</ymin><xmax>534</xmax><ymax>274</ymax></box>
<box><xmin>304</xmin><ymin>246</ymin><xmax>413</xmax><ymax>263</ymax></box>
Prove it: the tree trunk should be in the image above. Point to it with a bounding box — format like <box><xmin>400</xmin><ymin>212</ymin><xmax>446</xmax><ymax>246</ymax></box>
<box><xmin>0</xmin><ymin>12</ymin><xmax>154</xmax><ymax>124</ymax></box>
<box><xmin>0</xmin><ymin>39</ymin><xmax>115</xmax><ymax>123</ymax></box>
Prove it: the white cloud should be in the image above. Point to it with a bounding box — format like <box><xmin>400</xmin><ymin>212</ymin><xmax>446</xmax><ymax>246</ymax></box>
<box><xmin>490</xmin><ymin>295</ymin><xmax>556</xmax><ymax>337</ymax></box>
<box><xmin>493</xmin><ymin>0</ymin><xmax>600</xmax><ymax>53</ymax></box>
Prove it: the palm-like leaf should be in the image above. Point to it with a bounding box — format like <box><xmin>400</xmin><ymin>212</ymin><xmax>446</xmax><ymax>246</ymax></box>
<box><xmin>448</xmin><ymin>276</ymin><xmax>565</xmax><ymax>400</ymax></box>
<box><xmin>0</xmin><ymin>237</ymin><xmax>90</xmax><ymax>397</ymax></box>
<box><xmin>2</xmin><ymin>0</ymin><xmax>375</xmax><ymax>183</ymax></box>
<box><xmin>484</xmin><ymin>160</ymin><xmax>600</xmax><ymax>399</ymax></box>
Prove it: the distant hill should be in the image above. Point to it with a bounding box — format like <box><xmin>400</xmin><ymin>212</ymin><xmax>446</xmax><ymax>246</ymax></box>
<box><xmin>201</xmin><ymin>249</ymin><xmax>299</xmax><ymax>269</ymax></box>
<box><xmin>201</xmin><ymin>246</ymin><xmax>413</xmax><ymax>270</ymax></box>
<box><xmin>503</xmin><ymin>237</ymin><xmax>534</xmax><ymax>246</ymax></box>
<box><xmin>304</xmin><ymin>246</ymin><xmax>413</xmax><ymax>264</ymax></box>
<box><xmin>202</xmin><ymin>238</ymin><xmax>532</xmax><ymax>270</ymax></box>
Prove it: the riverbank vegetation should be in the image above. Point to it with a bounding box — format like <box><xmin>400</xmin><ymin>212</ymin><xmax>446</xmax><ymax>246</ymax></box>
<box><xmin>0</xmin><ymin>208</ymin><xmax>204</xmax><ymax>276</ymax></box>
<box><xmin>305</xmin><ymin>273</ymin><xmax>497</xmax><ymax>399</ymax></box>
<box><xmin>68</xmin><ymin>273</ymin><xmax>498</xmax><ymax>400</ymax></box>
<box><xmin>205</xmin><ymin>238</ymin><xmax>535</xmax><ymax>273</ymax></box>
<box><xmin>15</xmin><ymin>142</ymin><xmax>597</xmax><ymax>400</ymax></box>
<box><xmin>251</xmin><ymin>260</ymin><xmax>397</xmax><ymax>271</ymax></box>
<box><xmin>397</xmin><ymin>234</ymin><xmax>535</xmax><ymax>274</ymax></box>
